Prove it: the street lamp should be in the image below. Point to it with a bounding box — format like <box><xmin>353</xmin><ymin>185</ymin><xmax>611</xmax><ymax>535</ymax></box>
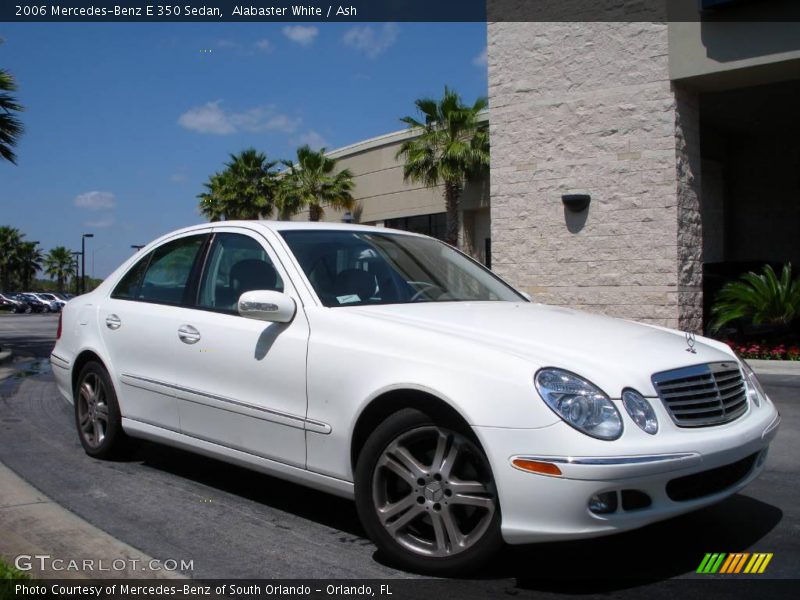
<box><xmin>81</xmin><ymin>233</ymin><xmax>94</xmax><ymax>294</ymax></box>
<box><xmin>71</xmin><ymin>251</ymin><xmax>81</xmax><ymax>295</ymax></box>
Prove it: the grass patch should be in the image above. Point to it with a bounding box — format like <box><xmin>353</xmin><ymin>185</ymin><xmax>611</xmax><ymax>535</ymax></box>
<box><xmin>0</xmin><ymin>557</ymin><xmax>29</xmax><ymax>579</ymax></box>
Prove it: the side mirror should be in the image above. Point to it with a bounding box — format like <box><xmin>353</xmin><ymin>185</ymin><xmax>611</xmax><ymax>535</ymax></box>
<box><xmin>238</xmin><ymin>290</ymin><xmax>296</xmax><ymax>323</ymax></box>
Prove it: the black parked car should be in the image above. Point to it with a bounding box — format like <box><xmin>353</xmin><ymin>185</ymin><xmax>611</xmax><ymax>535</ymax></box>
<box><xmin>11</xmin><ymin>293</ymin><xmax>48</xmax><ymax>313</ymax></box>
<box><xmin>0</xmin><ymin>293</ymin><xmax>28</xmax><ymax>313</ymax></box>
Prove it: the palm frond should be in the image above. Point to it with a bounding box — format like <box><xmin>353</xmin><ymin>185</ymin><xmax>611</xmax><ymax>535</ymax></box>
<box><xmin>710</xmin><ymin>263</ymin><xmax>800</xmax><ymax>331</ymax></box>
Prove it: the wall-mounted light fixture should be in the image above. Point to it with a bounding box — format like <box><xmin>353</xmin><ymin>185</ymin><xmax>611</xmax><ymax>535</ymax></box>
<box><xmin>561</xmin><ymin>194</ymin><xmax>591</xmax><ymax>212</ymax></box>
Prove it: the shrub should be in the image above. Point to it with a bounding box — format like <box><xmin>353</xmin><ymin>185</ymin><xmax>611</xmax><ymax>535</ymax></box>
<box><xmin>711</xmin><ymin>263</ymin><xmax>800</xmax><ymax>333</ymax></box>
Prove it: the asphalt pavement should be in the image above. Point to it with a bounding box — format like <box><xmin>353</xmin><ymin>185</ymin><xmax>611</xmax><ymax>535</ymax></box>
<box><xmin>0</xmin><ymin>314</ymin><xmax>797</xmax><ymax>597</ymax></box>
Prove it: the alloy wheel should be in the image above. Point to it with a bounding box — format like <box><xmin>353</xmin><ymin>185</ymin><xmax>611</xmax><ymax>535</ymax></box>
<box><xmin>77</xmin><ymin>372</ymin><xmax>110</xmax><ymax>449</ymax></box>
<box><xmin>371</xmin><ymin>426</ymin><xmax>496</xmax><ymax>558</ymax></box>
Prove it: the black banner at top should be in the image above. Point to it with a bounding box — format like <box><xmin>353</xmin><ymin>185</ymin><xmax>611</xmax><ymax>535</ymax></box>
<box><xmin>2</xmin><ymin>0</ymin><xmax>800</xmax><ymax>23</ymax></box>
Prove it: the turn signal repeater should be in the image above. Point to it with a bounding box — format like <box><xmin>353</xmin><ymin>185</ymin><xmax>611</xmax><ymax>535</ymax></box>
<box><xmin>511</xmin><ymin>458</ymin><xmax>563</xmax><ymax>477</ymax></box>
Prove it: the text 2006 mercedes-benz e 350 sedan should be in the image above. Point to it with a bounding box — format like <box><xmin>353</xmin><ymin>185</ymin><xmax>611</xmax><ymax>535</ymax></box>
<box><xmin>51</xmin><ymin>221</ymin><xmax>780</xmax><ymax>573</ymax></box>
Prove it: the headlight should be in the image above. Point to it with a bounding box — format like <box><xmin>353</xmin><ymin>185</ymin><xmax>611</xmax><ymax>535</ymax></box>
<box><xmin>621</xmin><ymin>389</ymin><xmax>658</xmax><ymax>435</ymax></box>
<box><xmin>535</xmin><ymin>369</ymin><xmax>623</xmax><ymax>440</ymax></box>
<box><xmin>740</xmin><ymin>359</ymin><xmax>768</xmax><ymax>407</ymax></box>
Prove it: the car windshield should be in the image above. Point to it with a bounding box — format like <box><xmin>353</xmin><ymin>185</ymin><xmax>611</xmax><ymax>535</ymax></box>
<box><xmin>280</xmin><ymin>229</ymin><xmax>524</xmax><ymax>307</ymax></box>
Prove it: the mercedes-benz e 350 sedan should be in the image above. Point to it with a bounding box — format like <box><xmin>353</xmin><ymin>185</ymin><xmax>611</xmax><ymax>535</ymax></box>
<box><xmin>51</xmin><ymin>222</ymin><xmax>780</xmax><ymax>573</ymax></box>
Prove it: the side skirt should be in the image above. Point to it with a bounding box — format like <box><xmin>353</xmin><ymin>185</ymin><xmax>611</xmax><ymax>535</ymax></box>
<box><xmin>121</xmin><ymin>418</ymin><xmax>355</xmax><ymax>499</ymax></box>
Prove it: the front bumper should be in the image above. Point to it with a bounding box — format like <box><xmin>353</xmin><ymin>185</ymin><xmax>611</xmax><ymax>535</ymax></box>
<box><xmin>475</xmin><ymin>404</ymin><xmax>780</xmax><ymax>545</ymax></box>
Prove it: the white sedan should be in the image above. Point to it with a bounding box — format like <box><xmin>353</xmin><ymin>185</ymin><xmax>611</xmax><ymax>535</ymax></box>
<box><xmin>51</xmin><ymin>221</ymin><xmax>780</xmax><ymax>574</ymax></box>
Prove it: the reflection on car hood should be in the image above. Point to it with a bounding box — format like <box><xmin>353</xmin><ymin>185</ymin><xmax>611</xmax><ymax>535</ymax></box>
<box><xmin>348</xmin><ymin>302</ymin><xmax>736</xmax><ymax>395</ymax></box>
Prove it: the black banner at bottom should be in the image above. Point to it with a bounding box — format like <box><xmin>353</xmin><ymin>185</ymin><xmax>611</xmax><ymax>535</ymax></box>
<box><xmin>1</xmin><ymin>579</ymin><xmax>798</xmax><ymax>600</ymax></box>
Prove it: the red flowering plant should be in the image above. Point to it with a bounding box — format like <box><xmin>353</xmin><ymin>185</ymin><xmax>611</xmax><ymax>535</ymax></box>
<box><xmin>723</xmin><ymin>340</ymin><xmax>800</xmax><ymax>361</ymax></box>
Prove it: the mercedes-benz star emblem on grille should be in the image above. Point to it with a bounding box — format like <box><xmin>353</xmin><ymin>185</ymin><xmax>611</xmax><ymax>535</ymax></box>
<box><xmin>685</xmin><ymin>331</ymin><xmax>697</xmax><ymax>353</ymax></box>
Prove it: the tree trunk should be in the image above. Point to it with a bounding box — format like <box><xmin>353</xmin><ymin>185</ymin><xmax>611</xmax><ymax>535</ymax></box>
<box><xmin>309</xmin><ymin>204</ymin><xmax>322</xmax><ymax>222</ymax></box>
<box><xmin>444</xmin><ymin>181</ymin><xmax>461</xmax><ymax>247</ymax></box>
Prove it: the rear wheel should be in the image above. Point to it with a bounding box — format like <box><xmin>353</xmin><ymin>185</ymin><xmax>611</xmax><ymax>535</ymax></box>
<box><xmin>355</xmin><ymin>408</ymin><xmax>502</xmax><ymax>575</ymax></box>
<box><xmin>74</xmin><ymin>362</ymin><xmax>129</xmax><ymax>458</ymax></box>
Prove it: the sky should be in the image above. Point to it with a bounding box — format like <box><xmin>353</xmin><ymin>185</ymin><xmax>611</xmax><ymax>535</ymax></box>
<box><xmin>0</xmin><ymin>22</ymin><xmax>488</xmax><ymax>278</ymax></box>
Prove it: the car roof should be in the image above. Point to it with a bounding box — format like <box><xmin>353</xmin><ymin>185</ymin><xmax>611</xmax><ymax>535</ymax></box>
<box><xmin>170</xmin><ymin>220</ymin><xmax>424</xmax><ymax>237</ymax></box>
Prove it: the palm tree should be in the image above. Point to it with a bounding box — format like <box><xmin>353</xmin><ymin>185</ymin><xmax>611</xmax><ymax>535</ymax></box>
<box><xmin>279</xmin><ymin>145</ymin><xmax>355</xmax><ymax>221</ymax></box>
<box><xmin>396</xmin><ymin>86</ymin><xmax>489</xmax><ymax>247</ymax></box>
<box><xmin>0</xmin><ymin>68</ymin><xmax>25</xmax><ymax>164</ymax></box>
<box><xmin>198</xmin><ymin>172</ymin><xmax>226</xmax><ymax>222</ymax></box>
<box><xmin>0</xmin><ymin>226</ymin><xmax>22</xmax><ymax>291</ymax></box>
<box><xmin>710</xmin><ymin>264</ymin><xmax>800</xmax><ymax>332</ymax></box>
<box><xmin>15</xmin><ymin>241</ymin><xmax>42</xmax><ymax>289</ymax></box>
<box><xmin>44</xmin><ymin>246</ymin><xmax>77</xmax><ymax>292</ymax></box>
<box><xmin>197</xmin><ymin>149</ymin><xmax>282</xmax><ymax>221</ymax></box>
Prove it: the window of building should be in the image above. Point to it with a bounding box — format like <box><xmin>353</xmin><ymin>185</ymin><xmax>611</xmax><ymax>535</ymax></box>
<box><xmin>384</xmin><ymin>213</ymin><xmax>447</xmax><ymax>241</ymax></box>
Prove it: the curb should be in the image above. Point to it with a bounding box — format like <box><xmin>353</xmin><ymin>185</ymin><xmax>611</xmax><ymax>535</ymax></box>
<box><xmin>0</xmin><ymin>462</ymin><xmax>186</xmax><ymax>580</ymax></box>
<box><xmin>749</xmin><ymin>359</ymin><xmax>800</xmax><ymax>376</ymax></box>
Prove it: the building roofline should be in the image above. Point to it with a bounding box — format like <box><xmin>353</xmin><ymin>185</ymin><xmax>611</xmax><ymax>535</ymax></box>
<box><xmin>326</xmin><ymin>109</ymin><xmax>489</xmax><ymax>160</ymax></box>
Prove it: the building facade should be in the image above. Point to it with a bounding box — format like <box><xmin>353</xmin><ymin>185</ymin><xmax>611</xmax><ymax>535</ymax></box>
<box><xmin>307</xmin><ymin>3</ymin><xmax>799</xmax><ymax>333</ymax></box>
<box><xmin>488</xmin><ymin>6</ymin><xmax>800</xmax><ymax>332</ymax></box>
<box><xmin>291</xmin><ymin>123</ymin><xmax>492</xmax><ymax>267</ymax></box>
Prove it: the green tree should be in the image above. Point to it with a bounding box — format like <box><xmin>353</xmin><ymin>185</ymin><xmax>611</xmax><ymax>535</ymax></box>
<box><xmin>44</xmin><ymin>246</ymin><xmax>77</xmax><ymax>292</ymax></box>
<box><xmin>198</xmin><ymin>172</ymin><xmax>226</xmax><ymax>222</ymax></box>
<box><xmin>396</xmin><ymin>86</ymin><xmax>489</xmax><ymax>246</ymax></box>
<box><xmin>279</xmin><ymin>145</ymin><xmax>355</xmax><ymax>221</ymax></box>
<box><xmin>197</xmin><ymin>149</ymin><xmax>282</xmax><ymax>220</ymax></box>
<box><xmin>0</xmin><ymin>226</ymin><xmax>22</xmax><ymax>291</ymax></box>
<box><xmin>0</xmin><ymin>68</ymin><xmax>25</xmax><ymax>164</ymax></box>
<box><xmin>711</xmin><ymin>264</ymin><xmax>800</xmax><ymax>332</ymax></box>
<box><xmin>15</xmin><ymin>241</ymin><xmax>42</xmax><ymax>289</ymax></box>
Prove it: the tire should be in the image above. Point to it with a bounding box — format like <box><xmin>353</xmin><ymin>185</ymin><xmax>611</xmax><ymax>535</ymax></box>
<box><xmin>74</xmin><ymin>362</ymin><xmax>129</xmax><ymax>458</ymax></box>
<box><xmin>355</xmin><ymin>408</ymin><xmax>503</xmax><ymax>575</ymax></box>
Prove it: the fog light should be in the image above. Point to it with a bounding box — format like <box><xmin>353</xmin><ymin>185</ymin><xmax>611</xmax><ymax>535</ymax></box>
<box><xmin>588</xmin><ymin>491</ymin><xmax>618</xmax><ymax>514</ymax></box>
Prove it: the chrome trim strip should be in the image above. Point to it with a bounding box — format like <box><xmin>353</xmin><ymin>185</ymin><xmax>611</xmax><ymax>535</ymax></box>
<box><xmin>120</xmin><ymin>373</ymin><xmax>332</xmax><ymax>434</ymax></box>
<box><xmin>50</xmin><ymin>353</ymin><xmax>70</xmax><ymax>368</ymax></box>
<box><xmin>762</xmin><ymin>414</ymin><xmax>781</xmax><ymax>440</ymax></box>
<box><xmin>512</xmin><ymin>453</ymin><xmax>698</xmax><ymax>466</ymax></box>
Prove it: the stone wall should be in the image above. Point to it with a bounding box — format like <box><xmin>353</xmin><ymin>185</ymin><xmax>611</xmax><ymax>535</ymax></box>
<box><xmin>488</xmin><ymin>22</ymin><xmax>702</xmax><ymax>330</ymax></box>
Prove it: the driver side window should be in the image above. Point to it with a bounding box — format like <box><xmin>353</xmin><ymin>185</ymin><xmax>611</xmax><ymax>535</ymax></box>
<box><xmin>197</xmin><ymin>233</ymin><xmax>283</xmax><ymax>314</ymax></box>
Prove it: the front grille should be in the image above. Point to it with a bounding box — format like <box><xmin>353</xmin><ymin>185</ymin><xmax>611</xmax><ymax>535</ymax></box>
<box><xmin>666</xmin><ymin>453</ymin><xmax>758</xmax><ymax>501</ymax></box>
<box><xmin>652</xmin><ymin>362</ymin><xmax>748</xmax><ymax>427</ymax></box>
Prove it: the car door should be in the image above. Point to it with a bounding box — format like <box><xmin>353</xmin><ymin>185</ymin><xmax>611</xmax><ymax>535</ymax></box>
<box><xmin>172</xmin><ymin>227</ymin><xmax>310</xmax><ymax>468</ymax></box>
<box><xmin>98</xmin><ymin>231</ymin><xmax>209</xmax><ymax>432</ymax></box>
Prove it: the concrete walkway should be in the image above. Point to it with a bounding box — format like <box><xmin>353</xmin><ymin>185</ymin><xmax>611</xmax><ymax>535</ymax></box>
<box><xmin>0</xmin><ymin>462</ymin><xmax>185</xmax><ymax>580</ymax></box>
<box><xmin>749</xmin><ymin>359</ymin><xmax>800</xmax><ymax>376</ymax></box>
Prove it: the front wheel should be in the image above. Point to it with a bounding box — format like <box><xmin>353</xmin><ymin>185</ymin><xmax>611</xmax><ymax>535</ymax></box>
<box><xmin>74</xmin><ymin>362</ymin><xmax>129</xmax><ymax>458</ymax></box>
<box><xmin>355</xmin><ymin>409</ymin><xmax>502</xmax><ymax>575</ymax></box>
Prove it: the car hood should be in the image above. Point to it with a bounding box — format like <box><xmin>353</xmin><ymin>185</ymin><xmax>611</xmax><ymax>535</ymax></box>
<box><xmin>347</xmin><ymin>302</ymin><xmax>736</xmax><ymax>397</ymax></box>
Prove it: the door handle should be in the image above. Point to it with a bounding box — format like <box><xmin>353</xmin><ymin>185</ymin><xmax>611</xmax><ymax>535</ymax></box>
<box><xmin>105</xmin><ymin>314</ymin><xmax>122</xmax><ymax>330</ymax></box>
<box><xmin>177</xmin><ymin>324</ymin><xmax>201</xmax><ymax>344</ymax></box>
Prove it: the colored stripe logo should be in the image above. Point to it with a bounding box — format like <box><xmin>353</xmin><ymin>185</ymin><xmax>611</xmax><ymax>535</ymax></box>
<box><xmin>697</xmin><ymin>553</ymin><xmax>773</xmax><ymax>574</ymax></box>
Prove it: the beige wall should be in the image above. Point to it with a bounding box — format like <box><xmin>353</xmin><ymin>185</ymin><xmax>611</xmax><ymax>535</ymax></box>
<box><xmin>669</xmin><ymin>7</ymin><xmax>800</xmax><ymax>90</ymax></box>
<box><xmin>488</xmin><ymin>22</ymin><xmax>703</xmax><ymax>330</ymax></box>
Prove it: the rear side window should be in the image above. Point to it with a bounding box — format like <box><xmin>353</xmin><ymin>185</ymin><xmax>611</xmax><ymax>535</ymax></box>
<box><xmin>111</xmin><ymin>253</ymin><xmax>152</xmax><ymax>300</ymax></box>
<box><xmin>112</xmin><ymin>235</ymin><xmax>207</xmax><ymax>305</ymax></box>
